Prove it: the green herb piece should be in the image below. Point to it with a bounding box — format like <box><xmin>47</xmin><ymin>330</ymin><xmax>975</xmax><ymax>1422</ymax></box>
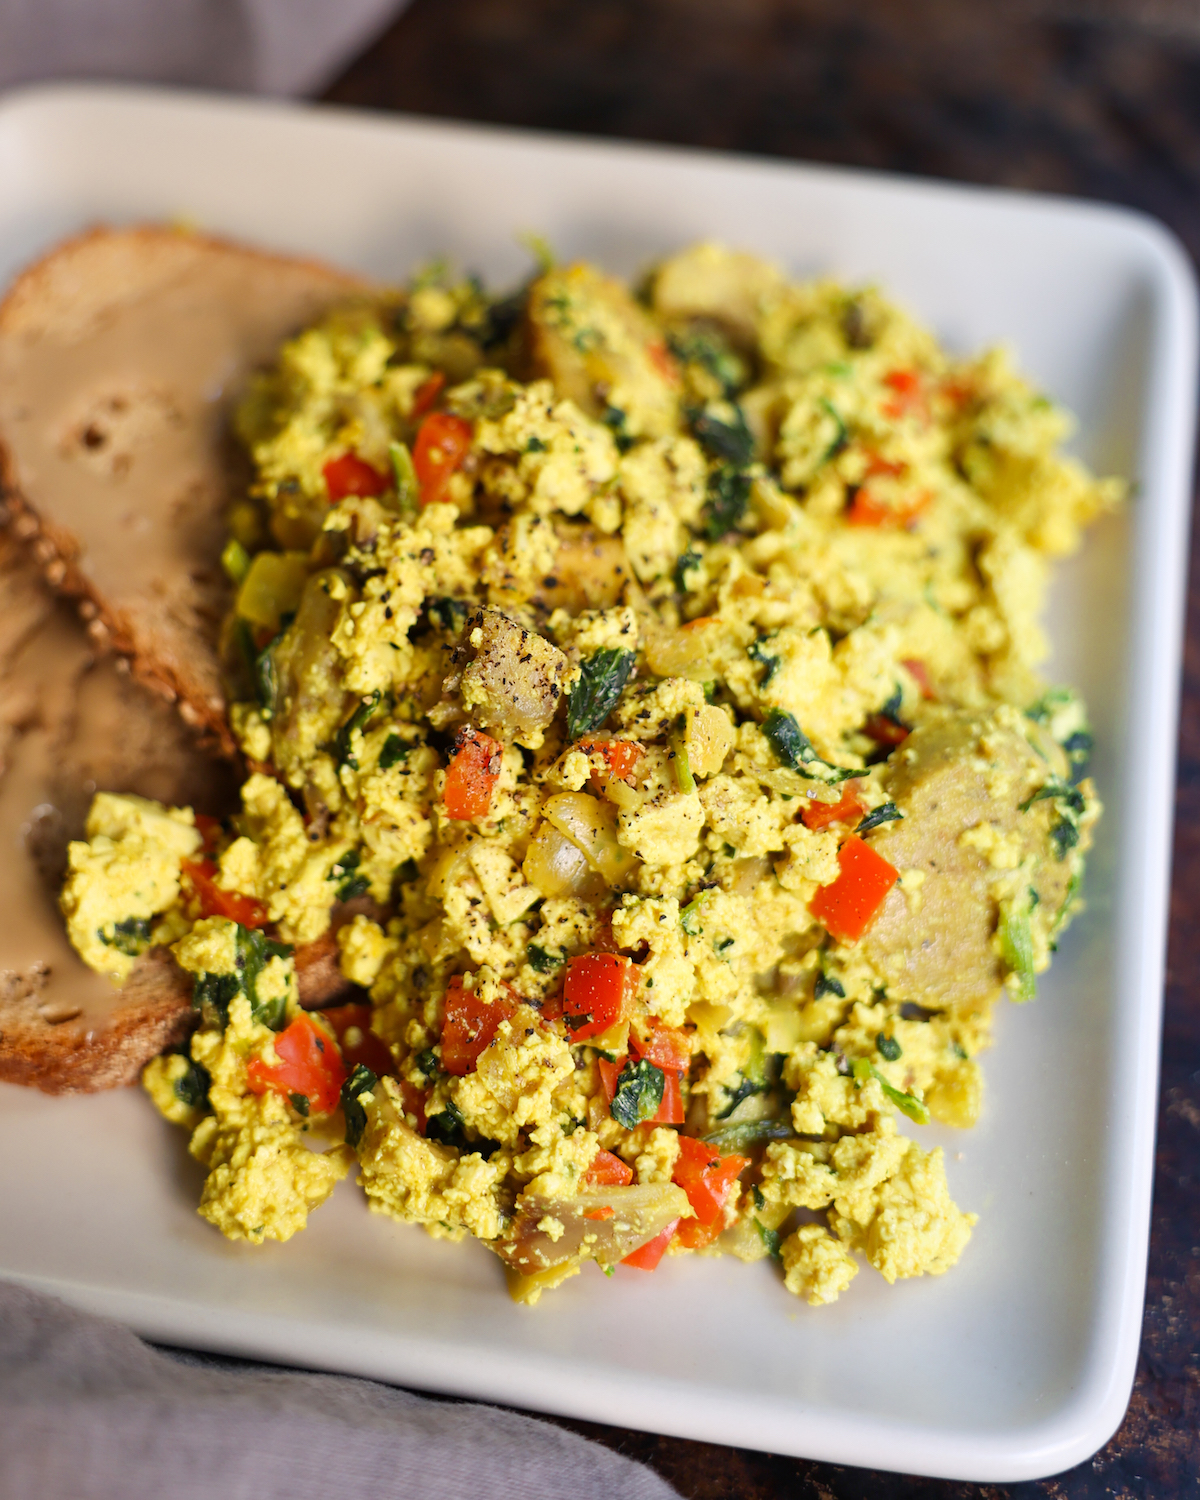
<box><xmin>669</xmin><ymin>715</ymin><xmax>696</xmax><ymax>794</ymax></box>
<box><xmin>680</xmin><ymin>889</ymin><xmax>713</xmax><ymax>936</ymax></box>
<box><xmin>715</xmin><ymin>936</ymin><xmax>735</xmax><ymax>955</ymax></box>
<box><xmin>238</xmin><ymin>619</ymin><xmax>281</xmax><ymax>721</ymax></box>
<box><xmin>609</xmin><ymin>1058</ymin><xmax>666</xmax><ymax>1129</ymax></box>
<box><xmin>756</xmin><ymin>1220</ymin><xmax>783</xmax><ymax>1261</ymax></box>
<box><xmin>999</xmin><ymin>888</ymin><xmax>1037</xmax><ymax>1003</ymax></box>
<box><xmin>192</xmin><ymin>972</ymin><xmax>240</xmax><ymax>1030</ymax></box>
<box><xmin>818</xmin><ymin>398</ymin><xmax>849</xmax><ymax>463</ymax></box>
<box><xmin>748</xmin><ymin>636</ymin><xmax>781</xmax><ymax>686</ymax></box>
<box><xmin>702</xmin><ymin>466</ymin><xmax>751</xmax><ymax>540</ymax></box>
<box><xmin>340</xmin><ymin>1064</ymin><xmax>378</xmax><ymax>1149</ymax></box>
<box><xmin>856</xmin><ymin>803</ymin><xmax>904</xmax><ymax>835</ymax></box>
<box><xmin>761</xmin><ymin>708</ymin><xmax>858</xmax><ymax>785</ymax></box>
<box><xmin>388</xmin><ymin>440</ymin><xmax>418</xmax><ymax>516</ymax></box>
<box><xmin>173</xmin><ymin>1056</ymin><xmax>211</xmax><ymax>1110</ymax></box>
<box><xmin>715</xmin><ymin>1030</ymin><xmax>775</xmax><ymax>1119</ymax></box>
<box><xmin>414</xmin><ymin>1048</ymin><xmax>440</xmax><ymax>1079</ymax></box>
<box><xmin>603</xmin><ymin>406</ymin><xmax>635</xmax><ymax>453</ymax></box>
<box><xmin>379</xmin><ymin>733</ymin><xmax>409</xmax><ymax>770</ymax></box>
<box><xmin>751</xmin><ymin>1183</ymin><xmax>766</xmax><ymax>1210</ymax></box>
<box><xmin>235</xmin><ymin>924</ymin><xmax>294</xmax><ymax>1031</ymax></box>
<box><xmin>289</xmin><ymin>1092</ymin><xmax>310</xmax><ymax>1117</ymax></box>
<box><xmin>951</xmin><ymin>1040</ymin><xmax>969</xmax><ymax>1060</ymax></box>
<box><xmin>850</xmin><ymin>1057</ymin><xmax>930</xmax><ymax>1124</ymax></box>
<box><xmin>702</xmin><ymin>1119</ymin><xmax>794</xmax><ymax>1152</ymax></box>
<box><xmin>1062</xmin><ymin>731</ymin><xmax>1094</xmax><ymax>782</ymax></box>
<box><xmin>394</xmin><ymin>858</ymin><xmax>420</xmax><ymax>886</ymax></box>
<box><xmin>105</xmin><ymin>917</ymin><xmax>152</xmax><ymax>957</ymax></box>
<box><xmin>668</xmin><ymin>327</ymin><xmax>746</xmax><ymax>397</ymax></box>
<box><xmin>330</xmin><ymin>849</ymin><xmax>371</xmax><ymax>903</ymax></box>
<box><xmin>1051</xmin><ymin>819</ymin><xmax>1080</xmax><ymax>858</ymax></box>
<box><xmin>690</xmin><ymin>405</ymin><xmax>754</xmax><ymax>468</ymax></box>
<box><xmin>566</xmin><ymin>648</ymin><xmax>635</xmax><ymax>739</ymax></box>
<box><xmin>527</xmin><ymin>944</ymin><xmax>563</xmax><ymax>974</ymax></box>
<box><xmin>429</xmin><ymin>596</ymin><xmax>468</xmax><ymax>634</ymax></box>
<box><xmin>335</xmin><ymin>691</ymin><xmax>383</xmax><ymax>769</ymax></box>
<box><xmin>1051</xmin><ymin>872</ymin><xmax>1082</xmax><ymax>938</ymax></box>
<box><xmin>603</xmin><ymin>1263</ymin><xmax>616</xmax><ymax>1277</ymax></box>
<box><xmin>674</xmin><ymin>545</ymin><xmax>703</xmax><ymax>593</ymax></box>
<box><xmin>221</xmin><ymin>537</ymin><xmax>250</xmax><ymax>585</ymax></box>
<box><xmin>876</xmin><ymin>1033</ymin><xmax>902</xmax><ymax>1062</ymax></box>
<box><xmin>814</xmin><ymin>972</ymin><xmax>845</xmax><ymax>1000</ymax></box>
<box><xmin>1020</xmin><ymin>776</ymin><xmax>1086</xmax><ymax>862</ymax></box>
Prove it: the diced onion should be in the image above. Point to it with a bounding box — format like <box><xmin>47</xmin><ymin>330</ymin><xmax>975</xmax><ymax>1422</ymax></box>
<box><xmin>542</xmin><ymin>792</ymin><xmax>641</xmax><ymax>888</ymax></box>
<box><xmin>522</xmin><ymin>824</ymin><xmax>607</xmax><ymax>901</ymax></box>
<box><xmin>644</xmin><ymin>622</ymin><xmax>721</xmax><ymax>681</ymax></box>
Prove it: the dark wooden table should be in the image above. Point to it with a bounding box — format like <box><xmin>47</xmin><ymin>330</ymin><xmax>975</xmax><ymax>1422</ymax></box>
<box><xmin>325</xmin><ymin>4</ymin><xmax>1200</xmax><ymax>1493</ymax></box>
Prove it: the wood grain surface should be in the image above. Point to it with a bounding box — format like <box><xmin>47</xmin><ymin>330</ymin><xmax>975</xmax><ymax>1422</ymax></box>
<box><xmin>326</xmin><ymin>5</ymin><xmax>1200</xmax><ymax>1494</ymax></box>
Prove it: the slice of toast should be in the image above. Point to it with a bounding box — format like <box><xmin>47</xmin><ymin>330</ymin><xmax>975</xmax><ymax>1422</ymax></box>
<box><xmin>0</xmin><ymin>531</ymin><xmax>239</xmax><ymax>1093</ymax></box>
<box><xmin>0</xmin><ymin>225</ymin><xmax>365</xmax><ymax>753</ymax></box>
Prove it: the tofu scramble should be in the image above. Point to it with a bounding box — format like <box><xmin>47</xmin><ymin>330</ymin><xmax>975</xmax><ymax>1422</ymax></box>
<box><xmin>61</xmin><ymin>243</ymin><xmax>1116</xmax><ymax>1306</ymax></box>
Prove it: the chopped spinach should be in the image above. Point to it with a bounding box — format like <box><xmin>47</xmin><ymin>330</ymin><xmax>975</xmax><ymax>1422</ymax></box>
<box><xmin>566</xmin><ymin>648</ymin><xmax>635</xmax><ymax>739</ymax></box>
<box><xmin>192</xmin><ymin>971</ymin><xmax>240</xmax><ymax>1030</ymax></box>
<box><xmin>1062</xmin><ymin>730</ymin><xmax>1094</xmax><ymax>782</ymax></box>
<box><xmin>748</xmin><ymin>635</ymin><xmax>781</xmax><ymax>686</ymax></box>
<box><xmin>335</xmin><ymin>691</ymin><xmax>383</xmax><ymax>769</ymax></box>
<box><xmin>755</xmin><ymin>1220</ymin><xmax>784</xmax><ymax>1261</ymax></box>
<box><xmin>1020</xmin><ymin>776</ymin><xmax>1086</xmax><ymax>862</ymax></box>
<box><xmin>609</xmin><ymin>1058</ymin><xmax>666</xmax><ymax>1129</ymax></box>
<box><xmin>689</xmin><ymin>404</ymin><xmax>755</xmax><ymax>468</ymax></box>
<box><xmin>329</xmin><ymin>849</ymin><xmax>371</xmax><ymax>903</ymax></box>
<box><xmin>235</xmin><ymin>924</ymin><xmax>294</xmax><ymax>1031</ymax></box>
<box><xmin>715</xmin><ymin>1031</ymin><xmax>777</xmax><ymax>1119</ymax></box>
<box><xmin>379</xmin><ymin>733</ymin><xmax>409</xmax><ymax>771</ymax></box>
<box><xmin>762</xmin><ymin>708</ymin><xmax>859</xmax><ymax>784</ymax></box>
<box><xmin>105</xmin><ymin>917</ymin><xmax>152</xmax><ymax>957</ymax></box>
<box><xmin>238</xmin><ymin>619</ymin><xmax>280</xmax><ymax>720</ymax></box>
<box><xmin>876</xmin><ymin>1033</ymin><xmax>902</xmax><ymax>1062</ymax></box>
<box><xmin>429</xmin><ymin>596</ymin><xmax>469</xmax><ymax>634</ymax></box>
<box><xmin>172</xmin><ymin>1055</ymin><xmax>211</xmax><ymax>1110</ymax></box>
<box><xmin>415</xmin><ymin>1048</ymin><xmax>441</xmax><ymax>1078</ymax></box>
<box><xmin>850</xmin><ymin>1056</ymin><xmax>930</xmax><ymax>1124</ymax></box>
<box><xmin>289</xmin><ymin>1092</ymin><xmax>310</xmax><ymax>1118</ymax></box>
<box><xmin>340</xmin><ymin>1064</ymin><xmax>378</xmax><ymax>1149</ymax></box>
<box><xmin>856</xmin><ymin>802</ymin><xmax>904</xmax><ymax>835</ymax></box>
<box><xmin>667</xmin><ymin>327</ymin><xmax>746</xmax><ymax>397</ymax></box>
<box><xmin>701</xmin><ymin>466</ymin><xmax>751</xmax><ymax>540</ymax></box>
<box><xmin>602</xmin><ymin>405</ymin><xmax>635</xmax><ymax>453</ymax></box>
<box><xmin>813</xmin><ymin>972</ymin><xmax>845</xmax><ymax>1000</ymax></box>
<box><xmin>674</xmin><ymin>545</ymin><xmax>703</xmax><ymax>593</ymax></box>
<box><xmin>527</xmin><ymin>944</ymin><xmax>563</xmax><ymax>973</ymax></box>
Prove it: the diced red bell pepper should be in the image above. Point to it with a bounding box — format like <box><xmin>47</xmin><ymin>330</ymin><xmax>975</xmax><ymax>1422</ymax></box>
<box><xmin>597</xmin><ymin>1055</ymin><xmax>685</xmax><ymax>1126</ymax></box>
<box><xmin>801</xmin><ymin>781</ymin><xmax>864</xmax><ymax>832</ymax></box>
<box><xmin>181</xmin><ymin>859</ymin><xmax>269</xmax><ymax>929</ymax></box>
<box><xmin>412</xmin><ymin>370</ymin><xmax>446</xmax><ymax>416</ymax></box>
<box><xmin>440</xmin><ymin>973</ymin><xmax>519</xmax><ymax>1076</ymax></box>
<box><xmin>413</xmin><ymin>412</ymin><xmax>473</xmax><ymax>506</ymax></box>
<box><xmin>673</xmin><ymin>1215</ymin><xmax>724</xmax><ymax>1251</ymax></box>
<box><xmin>582</xmin><ymin>1147</ymin><xmax>634</xmax><ymax>1188</ymax></box>
<box><xmin>901</xmin><ymin>657</ymin><xmax>935</xmax><ymax>700</ymax></box>
<box><xmin>443</xmin><ymin>726</ymin><xmax>502</xmax><ymax>820</ymax></box>
<box><xmin>246</xmin><ymin>1013</ymin><xmax>347</xmax><ymax>1114</ymax></box>
<box><xmin>584</xmin><ymin>1206</ymin><xmax>615</xmax><ymax>1222</ymax></box>
<box><xmin>863</xmin><ymin>713</ymin><xmax>910</xmax><ymax>747</ymax></box>
<box><xmin>575</xmin><ymin>736</ymin><xmax>644</xmax><ymax>784</ymax></box>
<box><xmin>846</xmin><ymin>488</ymin><xmax>931</xmax><ymax>529</ymax></box>
<box><xmin>558</xmin><ymin>952</ymin><xmax>630</xmax><ymax>1041</ymax></box>
<box><xmin>671</xmin><ymin>1135</ymin><xmax>750</xmax><ymax>1228</ymax></box>
<box><xmin>880</xmin><ymin>367</ymin><xmax>927</xmax><ymax>421</ymax></box>
<box><xmin>319</xmin><ymin>1003</ymin><xmax>396</xmax><ymax>1078</ymax></box>
<box><xmin>621</xmin><ymin>1218</ymin><xmax>680</xmax><ymax>1270</ymax></box>
<box><xmin>647</xmin><ymin>340</ymin><xmax>680</xmax><ymax>385</ymax></box>
<box><xmin>810</xmin><ymin>833</ymin><xmax>899</xmax><ymax>944</ymax></box>
<box><xmin>629</xmin><ymin>1019</ymin><xmax>692</xmax><ymax>1073</ymax></box>
<box><xmin>323</xmin><ymin>452</ymin><xmax>389</xmax><ymax>502</ymax></box>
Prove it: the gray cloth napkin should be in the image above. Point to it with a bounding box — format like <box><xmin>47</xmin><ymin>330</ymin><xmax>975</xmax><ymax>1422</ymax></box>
<box><xmin>0</xmin><ymin>1280</ymin><xmax>682</xmax><ymax>1500</ymax></box>
<box><xmin>0</xmin><ymin>0</ymin><xmax>407</xmax><ymax>95</ymax></box>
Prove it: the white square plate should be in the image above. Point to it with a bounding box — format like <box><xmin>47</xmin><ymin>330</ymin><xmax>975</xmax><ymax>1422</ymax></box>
<box><xmin>0</xmin><ymin>84</ymin><xmax>1194</xmax><ymax>1484</ymax></box>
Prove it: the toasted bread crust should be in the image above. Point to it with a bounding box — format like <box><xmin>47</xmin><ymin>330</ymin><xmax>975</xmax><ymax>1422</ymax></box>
<box><xmin>0</xmin><ymin>224</ymin><xmax>367</xmax><ymax>755</ymax></box>
<box><xmin>0</xmin><ymin>948</ymin><xmax>193</xmax><ymax>1094</ymax></box>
